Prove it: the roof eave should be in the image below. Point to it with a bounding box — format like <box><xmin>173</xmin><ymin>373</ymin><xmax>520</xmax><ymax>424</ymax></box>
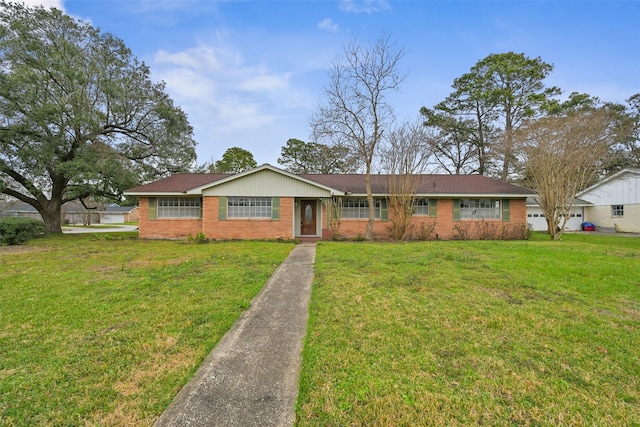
<box><xmin>343</xmin><ymin>192</ymin><xmax>533</xmax><ymax>198</ymax></box>
<box><xmin>123</xmin><ymin>191</ymin><xmax>187</xmax><ymax>197</ymax></box>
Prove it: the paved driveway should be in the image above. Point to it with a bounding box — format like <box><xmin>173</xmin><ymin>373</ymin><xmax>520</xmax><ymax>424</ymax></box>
<box><xmin>62</xmin><ymin>225</ymin><xmax>139</xmax><ymax>234</ymax></box>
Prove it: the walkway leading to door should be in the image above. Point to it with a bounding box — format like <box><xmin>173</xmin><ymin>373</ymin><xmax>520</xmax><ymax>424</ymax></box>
<box><xmin>154</xmin><ymin>243</ymin><xmax>316</xmax><ymax>427</ymax></box>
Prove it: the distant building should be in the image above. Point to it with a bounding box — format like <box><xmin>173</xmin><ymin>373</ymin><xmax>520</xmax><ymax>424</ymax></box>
<box><xmin>578</xmin><ymin>169</ymin><xmax>640</xmax><ymax>233</ymax></box>
<box><xmin>0</xmin><ymin>200</ymin><xmax>138</xmax><ymax>225</ymax></box>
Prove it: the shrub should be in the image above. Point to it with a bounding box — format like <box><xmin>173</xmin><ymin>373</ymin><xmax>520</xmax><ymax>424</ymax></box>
<box><xmin>415</xmin><ymin>222</ymin><xmax>436</xmax><ymax>241</ymax></box>
<box><xmin>0</xmin><ymin>217</ymin><xmax>47</xmax><ymax>245</ymax></box>
<box><xmin>186</xmin><ymin>232</ymin><xmax>209</xmax><ymax>244</ymax></box>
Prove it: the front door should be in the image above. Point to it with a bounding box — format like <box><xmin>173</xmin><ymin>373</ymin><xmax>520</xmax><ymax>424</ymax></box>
<box><xmin>300</xmin><ymin>200</ymin><xmax>317</xmax><ymax>236</ymax></box>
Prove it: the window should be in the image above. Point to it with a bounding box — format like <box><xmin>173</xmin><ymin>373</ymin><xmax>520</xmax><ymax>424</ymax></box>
<box><xmin>414</xmin><ymin>198</ymin><xmax>430</xmax><ymax>216</ymax></box>
<box><xmin>157</xmin><ymin>197</ymin><xmax>201</xmax><ymax>218</ymax></box>
<box><xmin>341</xmin><ymin>198</ymin><xmax>381</xmax><ymax>219</ymax></box>
<box><xmin>228</xmin><ymin>197</ymin><xmax>271</xmax><ymax>218</ymax></box>
<box><xmin>460</xmin><ymin>199</ymin><xmax>501</xmax><ymax>219</ymax></box>
<box><xmin>612</xmin><ymin>205</ymin><xmax>624</xmax><ymax>217</ymax></box>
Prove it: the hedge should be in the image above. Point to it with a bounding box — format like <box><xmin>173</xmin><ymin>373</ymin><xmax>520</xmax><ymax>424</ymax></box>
<box><xmin>0</xmin><ymin>217</ymin><xmax>47</xmax><ymax>245</ymax></box>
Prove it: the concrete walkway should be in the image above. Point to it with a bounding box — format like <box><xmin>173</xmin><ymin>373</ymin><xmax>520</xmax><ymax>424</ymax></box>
<box><xmin>154</xmin><ymin>243</ymin><xmax>316</xmax><ymax>427</ymax></box>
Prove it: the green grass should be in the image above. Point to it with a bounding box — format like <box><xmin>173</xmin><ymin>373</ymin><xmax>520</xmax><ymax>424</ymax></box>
<box><xmin>297</xmin><ymin>233</ymin><xmax>640</xmax><ymax>426</ymax></box>
<box><xmin>0</xmin><ymin>233</ymin><xmax>294</xmax><ymax>426</ymax></box>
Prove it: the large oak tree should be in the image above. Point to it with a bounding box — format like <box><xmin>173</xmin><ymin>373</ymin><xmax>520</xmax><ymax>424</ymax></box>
<box><xmin>0</xmin><ymin>2</ymin><xmax>196</xmax><ymax>232</ymax></box>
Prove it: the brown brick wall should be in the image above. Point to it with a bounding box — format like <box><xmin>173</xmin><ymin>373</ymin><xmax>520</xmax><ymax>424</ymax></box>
<box><xmin>138</xmin><ymin>196</ymin><xmax>528</xmax><ymax>241</ymax></box>
<box><xmin>202</xmin><ymin>197</ymin><xmax>295</xmax><ymax>240</ymax></box>
<box><xmin>138</xmin><ymin>197</ymin><xmax>203</xmax><ymax>239</ymax></box>
<box><xmin>321</xmin><ymin>198</ymin><xmax>528</xmax><ymax>240</ymax></box>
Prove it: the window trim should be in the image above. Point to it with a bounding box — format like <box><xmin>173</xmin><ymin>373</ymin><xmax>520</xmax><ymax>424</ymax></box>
<box><xmin>459</xmin><ymin>198</ymin><xmax>502</xmax><ymax>220</ymax></box>
<box><xmin>227</xmin><ymin>197</ymin><xmax>272</xmax><ymax>219</ymax></box>
<box><xmin>156</xmin><ymin>197</ymin><xmax>202</xmax><ymax>219</ymax></box>
<box><xmin>414</xmin><ymin>198</ymin><xmax>430</xmax><ymax>216</ymax></box>
<box><xmin>340</xmin><ymin>198</ymin><xmax>382</xmax><ymax>219</ymax></box>
<box><xmin>611</xmin><ymin>205</ymin><xmax>624</xmax><ymax>217</ymax></box>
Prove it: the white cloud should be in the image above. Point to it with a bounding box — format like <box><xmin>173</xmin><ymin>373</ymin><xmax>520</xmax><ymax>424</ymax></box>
<box><xmin>152</xmin><ymin>40</ymin><xmax>316</xmax><ymax>164</ymax></box>
<box><xmin>155</xmin><ymin>46</ymin><xmax>224</xmax><ymax>73</ymax></box>
<box><xmin>239</xmin><ymin>72</ymin><xmax>291</xmax><ymax>92</ymax></box>
<box><xmin>339</xmin><ymin>0</ymin><xmax>390</xmax><ymax>14</ymax></box>
<box><xmin>20</xmin><ymin>0</ymin><xmax>64</xmax><ymax>10</ymax></box>
<box><xmin>318</xmin><ymin>18</ymin><xmax>339</xmax><ymax>33</ymax></box>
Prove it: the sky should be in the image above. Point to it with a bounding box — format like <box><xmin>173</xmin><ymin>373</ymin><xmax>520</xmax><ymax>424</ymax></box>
<box><xmin>24</xmin><ymin>0</ymin><xmax>640</xmax><ymax>168</ymax></box>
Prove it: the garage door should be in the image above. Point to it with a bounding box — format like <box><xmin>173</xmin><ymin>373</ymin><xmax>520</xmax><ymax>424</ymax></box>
<box><xmin>527</xmin><ymin>207</ymin><xmax>584</xmax><ymax>231</ymax></box>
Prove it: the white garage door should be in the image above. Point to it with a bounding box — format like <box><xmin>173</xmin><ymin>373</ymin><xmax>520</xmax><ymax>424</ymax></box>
<box><xmin>101</xmin><ymin>213</ymin><xmax>124</xmax><ymax>224</ymax></box>
<box><xmin>527</xmin><ymin>207</ymin><xmax>584</xmax><ymax>231</ymax></box>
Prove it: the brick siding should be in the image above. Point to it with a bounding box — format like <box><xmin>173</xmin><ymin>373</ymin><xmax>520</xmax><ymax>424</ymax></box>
<box><xmin>322</xmin><ymin>199</ymin><xmax>528</xmax><ymax>240</ymax></box>
<box><xmin>138</xmin><ymin>196</ymin><xmax>528</xmax><ymax>241</ymax></box>
<box><xmin>138</xmin><ymin>197</ymin><xmax>203</xmax><ymax>239</ymax></box>
<box><xmin>202</xmin><ymin>197</ymin><xmax>295</xmax><ymax>240</ymax></box>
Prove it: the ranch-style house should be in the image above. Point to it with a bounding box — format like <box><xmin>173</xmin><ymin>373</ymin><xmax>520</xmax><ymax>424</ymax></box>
<box><xmin>124</xmin><ymin>164</ymin><xmax>535</xmax><ymax>241</ymax></box>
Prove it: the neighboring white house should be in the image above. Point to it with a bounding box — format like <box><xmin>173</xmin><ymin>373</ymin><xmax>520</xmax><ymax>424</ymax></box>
<box><xmin>577</xmin><ymin>169</ymin><xmax>640</xmax><ymax>233</ymax></box>
<box><xmin>526</xmin><ymin>197</ymin><xmax>591</xmax><ymax>232</ymax></box>
<box><xmin>98</xmin><ymin>204</ymin><xmax>140</xmax><ymax>224</ymax></box>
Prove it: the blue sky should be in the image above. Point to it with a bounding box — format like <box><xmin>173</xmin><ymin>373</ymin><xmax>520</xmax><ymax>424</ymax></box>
<box><xmin>28</xmin><ymin>0</ymin><xmax>640</xmax><ymax>167</ymax></box>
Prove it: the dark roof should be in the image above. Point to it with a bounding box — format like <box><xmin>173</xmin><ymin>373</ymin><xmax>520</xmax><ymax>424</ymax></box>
<box><xmin>125</xmin><ymin>169</ymin><xmax>534</xmax><ymax>197</ymax></box>
<box><xmin>125</xmin><ymin>173</ymin><xmax>230</xmax><ymax>193</ymax></box>
<box><xmin>104</xmin><ymin>205</ymin><xmax>138</xmax><ymax>213</ymax></box>
<box><xmin>2</xmin><ymin>202</ymin><xmax>38</xmax><ymax>212</ymax></box>
<box><xmin>302</xmin><ymin>174</ymin><xmax>535</xmax><ymax>196</ymax></box>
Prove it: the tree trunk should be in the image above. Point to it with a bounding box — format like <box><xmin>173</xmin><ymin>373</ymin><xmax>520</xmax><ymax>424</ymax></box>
<box><xmin>501</xmin><ymin>121</ymin><xmax>513</xmax><ymax>182</ymax></box>
<box><xmin>546</xmin><ymin>217</ymin><xmax>562</xmax><ymax>241</ymax></box>
<box><xmin>41</xmin><ymin>200</ymin><xmax>63</xmax><ymax>233</ymax></box>
<box><xmin>365</xmin><ymin>165</ymin><xmax>375</xmax><ymax>240</ymax></box>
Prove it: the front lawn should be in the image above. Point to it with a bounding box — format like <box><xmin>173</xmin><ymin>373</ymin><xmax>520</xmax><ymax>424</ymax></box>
<box><xmin>297</xmin><ymin>234</ymin><xmax>640</xmax><ymax>426</ymax></box>
<box><xmin>0</xmin><ymin>234</ymin><xmax>294</xmax><ymax>426</ymax></box>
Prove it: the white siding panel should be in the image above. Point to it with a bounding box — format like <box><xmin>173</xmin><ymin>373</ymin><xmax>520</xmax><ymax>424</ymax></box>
<box><xmin>202</xmin><ymin>169</ymin><xmax>333</xmax><ymax>197</ymax></box>
<box><xmin>581</xmin><ymin>172</ymin><xmax>640</xmax><ymax>205</ymax></box>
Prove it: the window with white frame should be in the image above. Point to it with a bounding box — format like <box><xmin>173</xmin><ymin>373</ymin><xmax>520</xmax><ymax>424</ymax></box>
<box><xmin>611</xmin><ymin>205</ymin><xmax>624</xmax><ymax>217</ymax></box>
<box><xmin>341</xmin><ymin>198</ymin><xmax>381</xmax><ymax>219</ymax></box>
<box><xmin>414</xmin><ymin>198</ymin><xmax>430</xmax><ymax>216</ymax></box>
<box><xmin>460</xmin><ymin>199</ymin><xmax>501</xmax><ymax>219</ymax></box>
<box><xmin>157</xmin><ymin>197</ymin><xmax>202</xmax><ymax>218</ymax></box>
<box><xmin>228</xmin><ymin>197</ymin><xmax>272</xmax><ymax>218</ymax></box>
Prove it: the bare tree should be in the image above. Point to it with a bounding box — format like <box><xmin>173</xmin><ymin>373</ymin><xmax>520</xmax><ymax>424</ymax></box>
<box><xmin>311</xmin><ymin>34</ymin><xmax>406</xmax><ymax>239</ymax></box>
<box><xmin>322</xmin><ymin>197</ymin><xmax>343</xmax><ymax>239</ymax></box>
<box><xmin>518</xmin><ymin>110</ymin><xmax>614</xmax><ymax>240</ymax></box>
<box><xmin>381</xmin><ymin>120</ymin><xmax>432</xmax><ymax>240</ymax></box>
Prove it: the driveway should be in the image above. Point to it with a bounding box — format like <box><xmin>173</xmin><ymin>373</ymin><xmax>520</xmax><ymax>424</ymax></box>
<box><xmin>62</xmin><ymin>225</ymin><xmax>139</xmax><ymax>234</ymax></box>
